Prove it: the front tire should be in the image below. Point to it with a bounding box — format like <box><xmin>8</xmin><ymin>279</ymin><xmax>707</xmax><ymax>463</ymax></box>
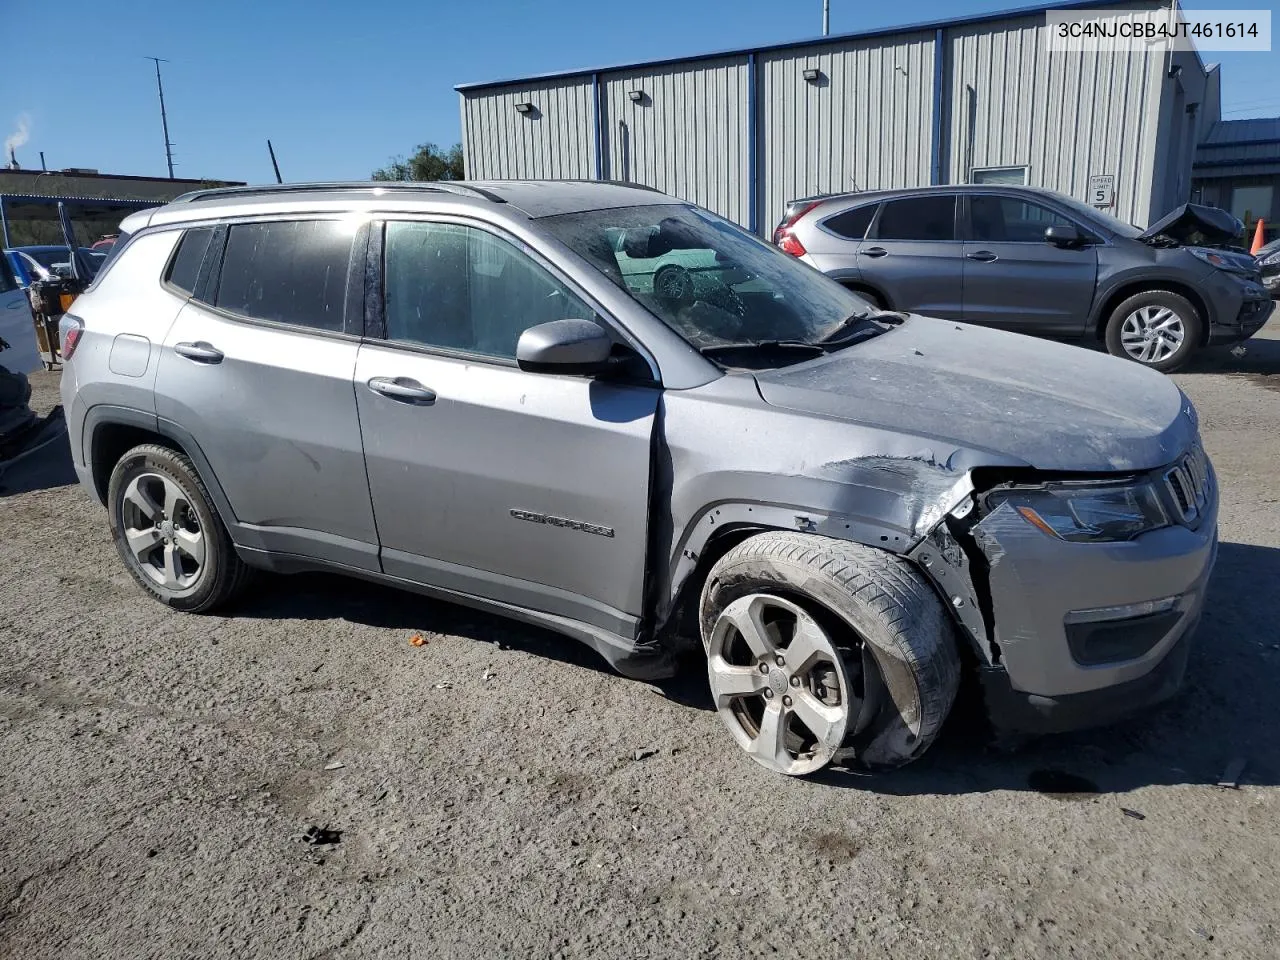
<box><xmin>107</xmin><ymin>443</ymin><xmax>249</xmax><ymax>613</ymax></box>
<box><xmin>1104</xmin><ymin>290</ymin><xmax>1202</xmax><ymax>372</ymax></box>
<box><xmin>699</xmin><ymin>532</ymin><xmax>960</xmax><ymax>775</ymax></box>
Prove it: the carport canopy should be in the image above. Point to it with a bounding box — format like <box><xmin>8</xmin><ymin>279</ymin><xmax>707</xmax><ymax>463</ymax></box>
<box><xmin>0</xmin><ymin>193</ymin><xmax>162</xmax><ymax>248</ymax></box>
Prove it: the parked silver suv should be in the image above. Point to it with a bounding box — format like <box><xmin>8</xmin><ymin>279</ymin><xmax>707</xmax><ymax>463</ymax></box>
<box><xmin>60</xmin><ymin>181</ymin><xmax>1217</xmax><ymax>775</ymax></box>
<box><xmin>774</xmin><ymin>185</ymin><xmax>1270</xmax><ymax>372</ymax></box>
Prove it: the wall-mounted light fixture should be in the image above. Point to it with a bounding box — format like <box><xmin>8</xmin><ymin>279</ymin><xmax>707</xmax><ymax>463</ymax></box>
<box><xmin>802</xmin><ymin>67</ymin><xmax>822</xmax><ymax>83</ymax></box>
<box><xmin>514</xmin><ymin>102</ymin><xmax>535</xmax><ymax>114</ymax></box>
<box><xmin>627</xmin><ymin>89</ymin><xmax>645</xmax><ymax>103</ymax></box>
<box><xmin>1167</xmin><ymin>64</ymin><xmax>1183</xmax><ymax>79</ymax></box>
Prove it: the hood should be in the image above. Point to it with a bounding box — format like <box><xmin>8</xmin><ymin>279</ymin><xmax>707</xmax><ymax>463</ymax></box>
<box><xmin>1138</xmin><ymin>203</ymin><xmax>1243</xmax><ymax>247</ymax></box>
<box><xmin>752</xmin><ymin>317</ymin><xmax>1195</xmax><ymax>473</ymax></box>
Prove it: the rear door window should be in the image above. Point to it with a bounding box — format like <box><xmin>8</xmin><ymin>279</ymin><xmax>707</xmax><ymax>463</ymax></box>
<box><xmin>822</xmin><ymin>204</ymin><xmax>878</xmax><ymax>241</ymax></box>
<box><xmin>872</xmin><ymin>196</ymin><xmax>957</xmax><ymax>241</ymax></box>
<box><xmin>212</xmin><ymin>220</ymin><xmax>354</xmax><ymax>331</ymax></box>
<box><xmin>165</xmin><ymin>226</ymin><xmax>215</xmax><ymax>296</ymax></box>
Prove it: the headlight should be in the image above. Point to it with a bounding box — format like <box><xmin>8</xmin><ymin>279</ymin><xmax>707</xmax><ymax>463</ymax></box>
<box><xmin>1188</xmin><ymin>247</ymin><xmax>1249</xmax><ymax>274</ymax></box>
<box><xmin>1262</xmin><ymin>250</ymin><xmax>1280</xmax><ymax>266</ymax></box>
<box><xmin>987</xmin><ymin>482</ymin><xmax>1169</xmax><ymax>543</ymax></box>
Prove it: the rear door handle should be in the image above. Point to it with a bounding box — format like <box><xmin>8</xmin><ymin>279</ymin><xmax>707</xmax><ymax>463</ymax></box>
<box><xmin>174</xmin><ymin>341</ymin><xmax>224</xmax><ymax>363</ymax></box>
<box><xmin>368</xmin><ymin>376</ymin><xmax>436</xmax><ymax>405</ymax></box>
<box><xmin>965</xmin><ymin>250</ymin><xmax>999</xmax><ymax>262</ymax></box>
<box><xmin>862</xmin><ymin>246</ymin><xmax>889</xmax><ymax>258</ymax></box>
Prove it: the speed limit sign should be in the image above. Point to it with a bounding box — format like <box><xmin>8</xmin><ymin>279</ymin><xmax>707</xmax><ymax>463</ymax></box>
<box><xmin>1088</xmin><ymin>174</ymin><xmax>1115</xmax><ymax>207</ymax></box>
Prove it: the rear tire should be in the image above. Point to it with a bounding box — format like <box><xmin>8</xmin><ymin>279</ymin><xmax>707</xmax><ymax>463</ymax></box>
<box><xmin>1104</xmin><ymin>289</ymin><xmax>1202</xmax><ymax>372</ymax></box>
<box><xmin>107</xmin><ymin>444</ymin><xmax>250</xmax><ymax>613</ymax></box>
<box><xmin>699</xmin><ymin>532</ymin><xmax>960</xmax><ymax>775</ymax></box>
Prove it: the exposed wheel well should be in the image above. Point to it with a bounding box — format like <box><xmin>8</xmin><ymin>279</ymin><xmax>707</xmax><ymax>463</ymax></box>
<box><xmin>90</xmin><ymin>423</ymin><xmax>183</xmax><ymax>503</ymax></box>
<box><xmin>660</xmin><ymin>525</ymin><xmax>766</xmax><ymax>649</ymax></box>
<box><xmin>837</xmin><ymin>280</ymin><xmax>888</xmax><ymax>310</ymax></box>
<box><xmin>1094</xmin><ymin>281</ymin><xmax>1210</xmax><ymax>344</ymax></box>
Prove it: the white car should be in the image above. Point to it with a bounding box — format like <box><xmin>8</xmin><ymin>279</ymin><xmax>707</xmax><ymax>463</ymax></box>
<box><xmin>0</xmin><ymin>254</ymin><xmax>40</xmax><ymax>375</ymax></box>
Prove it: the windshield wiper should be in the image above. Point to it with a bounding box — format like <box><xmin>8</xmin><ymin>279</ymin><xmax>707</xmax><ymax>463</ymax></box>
<box><xmin>697</xmin><ymin>340</ymin><xmax>827</xmax><ymax>360</ymax></box>
<box><xmin>817</xmin><ymin>310</ymin><xmax>908</xmax><ymax>345</ymax></box>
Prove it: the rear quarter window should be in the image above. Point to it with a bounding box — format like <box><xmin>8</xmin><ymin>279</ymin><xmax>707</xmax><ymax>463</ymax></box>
<box><xmin>822</xmin><ymin>204</ymin><xmax>878</xmax><ymax>241</ymax></box>
<box><xmin>164</xmin><ymin>226</ymin><xmax>216</xmax><ymax>296</ymax></box>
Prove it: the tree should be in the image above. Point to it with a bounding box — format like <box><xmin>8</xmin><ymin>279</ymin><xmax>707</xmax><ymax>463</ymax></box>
<box><xmin>372</xmin><ymin>142</ymin><xmax>465</xmax><ymax>182</ymax></box>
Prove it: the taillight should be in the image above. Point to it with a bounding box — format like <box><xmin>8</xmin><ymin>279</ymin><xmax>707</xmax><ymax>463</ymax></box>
<box><xmin>60</xmin><ymin>315</ymin><xmax>84</xmax><ymax>361</ymax></box>
<box><xmin>773</xmin><ymin>199</ymin><xmax>821</xmax><ymax>256</ymax></box>
<box><xmin>776</xmin><ymin>230</ymin><xmax>807</xmax><ymax>257</ymax></box>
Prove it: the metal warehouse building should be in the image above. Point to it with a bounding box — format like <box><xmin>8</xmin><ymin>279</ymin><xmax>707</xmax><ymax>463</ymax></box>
<box><xmin>457</xmin><ymin>0</ymin><xmax>1223</xmax><ymax>235</ymax></box>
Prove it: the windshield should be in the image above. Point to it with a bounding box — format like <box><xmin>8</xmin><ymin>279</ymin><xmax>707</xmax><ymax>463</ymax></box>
<box><xmin>1043</xmin><ymin>192</ymin><xmax>1144</xmax><ymax>238</ymax></box>
<box><xmin>539</xmin><ymin>204</ymin><xmax>879</xmax><ymax>355</ymax></box>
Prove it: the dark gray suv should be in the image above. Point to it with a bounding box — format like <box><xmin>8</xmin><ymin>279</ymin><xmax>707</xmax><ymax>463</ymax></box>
<box><xmin>774</xmin><ymin>185</ymin><xmax>1271</xmax><ymax>372</ymax></box>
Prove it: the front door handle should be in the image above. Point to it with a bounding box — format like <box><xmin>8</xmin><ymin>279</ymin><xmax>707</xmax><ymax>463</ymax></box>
<box><xmin>862</xmin><ymin>246</ymin><xmax>889</xmax><ymax>258</ymax></box>
<box><xmin>368</xmin><ymin>376</ymin><xmax>436</xmax><ymax>405</ymax></box>
<box><xmin>965</xmin><ymin>250</ymin><xmax>999</xmax><ymax>262</ymax></box>
<box><xmin>174</xmin><ymin>341</ymin><xmax>224</xmax><ymax>363</ymax></box>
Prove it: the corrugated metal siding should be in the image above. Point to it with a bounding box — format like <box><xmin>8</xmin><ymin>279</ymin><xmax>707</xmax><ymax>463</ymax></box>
<box><xmin>758</xmin><ymin>34</ymin><xmax>936</xmax><ymax>230</ymax></box>
<box><xmin>945</xmin><ymin>11</ymin><xmax>1164</xmax><ymax>225</ymax></box>
<box><xmin>461</xmin><ymin>79</ymin><xmax>596</xmax><ymax>180</ymax></box>
<box><xmin>601</xmin><ymin>57</ymin><xmax>750</xmax><ymax>225</ymax></box>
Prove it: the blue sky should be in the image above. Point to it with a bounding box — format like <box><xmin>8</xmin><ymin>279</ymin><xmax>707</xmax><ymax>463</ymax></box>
<box><xmin>4</xmin><ymin>0</ymin><xmax>1276</xmax><ymax>184</ymax></box>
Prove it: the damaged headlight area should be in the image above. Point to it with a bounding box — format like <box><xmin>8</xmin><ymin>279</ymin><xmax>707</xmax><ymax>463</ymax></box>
<box><xmin>986</xmin><ymin>481</ymin><xmax>1169</xmax><ymax>543</ymax></box>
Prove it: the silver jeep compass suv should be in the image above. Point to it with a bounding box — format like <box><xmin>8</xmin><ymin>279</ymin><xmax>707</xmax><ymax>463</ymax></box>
<box><xmin>59</xmin><ymin>181</ymin><xmax>1218</xmax><ymax>776</ymax></box>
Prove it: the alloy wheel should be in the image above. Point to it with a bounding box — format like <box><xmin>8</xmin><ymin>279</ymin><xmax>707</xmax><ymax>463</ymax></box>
<box><xmin>1120</xmin><ymin>305</ymin><xmax>1185</xmax><ymax>364</ymax></box>
<box><xmin>706</xmin><ymin>594</ymin><xmax>856</xmax><ymax>775</ymax></box>
<box><xmin>119</xmin><ymin>472</ymin><xmax>206</xmax><ymax>593</ymax></box>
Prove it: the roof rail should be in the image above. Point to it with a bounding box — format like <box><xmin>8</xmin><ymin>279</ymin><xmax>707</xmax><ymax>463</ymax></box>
<box><xmin>547</xmin><ymin>179</ymin><xmax>664</xmax><ymax>193</ymax></box>
<box><xmin>169</xmin><ymin>181</ymin><xmax>507</xmax><ymax>204</ymax></box>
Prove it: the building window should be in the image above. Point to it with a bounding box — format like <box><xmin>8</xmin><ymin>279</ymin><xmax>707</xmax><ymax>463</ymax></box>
<box><xmin>971</xmin><ymin>166</ymin><xmax>1028</xmax><ymax>186</ymax></box>
<box><xmin>1231</xmin><ymin>186</ymin><xmax>1273</xmax><ymax>229</ymax></box>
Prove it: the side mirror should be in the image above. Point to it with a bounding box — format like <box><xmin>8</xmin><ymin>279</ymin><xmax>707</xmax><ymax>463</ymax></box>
<box><xmin>1044</xmin><ymin>223</ymin><xmax>1082</xmax><ymax>247</ymax></box>
<box><xmin>516</xmin><ymin>319</ymin><xmax>614</xmax><ymax>375</ymax></box>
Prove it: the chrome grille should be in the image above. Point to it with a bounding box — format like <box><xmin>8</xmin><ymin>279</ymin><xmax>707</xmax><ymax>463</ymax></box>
<box><xmin>1164</xmin><ymin>446</ymin><xmax>1210</xmax><ymax>524</ymax></box>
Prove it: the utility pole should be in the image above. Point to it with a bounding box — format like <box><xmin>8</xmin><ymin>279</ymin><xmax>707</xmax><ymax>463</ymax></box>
<box><xmin>147</xmin><ymin>57</ymin><xmax>176</xmax><ymax>179</ymax></box>
<box><xmin>823</xmin><ymin>0</ymin><xmax>830</xmax><ymax>35</ymax></box>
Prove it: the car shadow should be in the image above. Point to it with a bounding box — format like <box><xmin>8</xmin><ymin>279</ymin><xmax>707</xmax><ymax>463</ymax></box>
<box><xmin>228</xmin><ymin>571</ymin><xmax>615</xmax><ymax>675</ymax></box>
<box><xmin>1178</xmin><ymin>331</ymin><xmax>1280</xmax><ymax>388</ymax></box>
<box><xmin>816</xmin><ymin>540</ymin><xmax>1280</xmax><ymax>795</ymax></box>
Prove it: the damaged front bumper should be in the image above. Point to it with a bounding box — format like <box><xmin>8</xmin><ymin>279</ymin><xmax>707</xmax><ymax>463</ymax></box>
<box><xmin>911</xmin><ymin>457</ymin><xmax>1219</xmax><ymax>737</ymax></box>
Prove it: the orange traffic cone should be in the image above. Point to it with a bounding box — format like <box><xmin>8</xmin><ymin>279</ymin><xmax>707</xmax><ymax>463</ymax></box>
<box><xmin>1251</xmin><ymin>217</ymin><xmax>1266</xmax><ymax>255</ymax></box>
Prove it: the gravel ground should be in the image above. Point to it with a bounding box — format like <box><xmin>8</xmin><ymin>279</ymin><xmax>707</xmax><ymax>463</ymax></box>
<box><xmin>3</xmin><ymin>315</ymin><xmax>1279</xmax><ymax>959</ymax></box>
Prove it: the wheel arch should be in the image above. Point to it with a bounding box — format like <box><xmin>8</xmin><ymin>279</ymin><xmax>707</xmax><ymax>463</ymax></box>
<box><xmin>1093</xmin><ymin>279</ymin><xmax>1211</xmax><ymax>345</ymax></box>
<box><xmin>84</xmin><ymin>405</ymin><xmax>239</xmax><ymax>528</ymax></box>
<box><xmin>655</xmin><ymin>501</ymin><xmax>917</xmax><ymax>646</ymax></box>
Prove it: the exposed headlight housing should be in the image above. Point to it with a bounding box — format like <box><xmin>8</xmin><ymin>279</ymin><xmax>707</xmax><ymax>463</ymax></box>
<box><xmin>1188</xmin><ymin>247</ymin><xmax>1253</xmax><ymax>275</ymax></box>
<box><xmin>987</xmin><ymin>481</ymin><xmax>1170</xmax><ymax>543</ymax></box>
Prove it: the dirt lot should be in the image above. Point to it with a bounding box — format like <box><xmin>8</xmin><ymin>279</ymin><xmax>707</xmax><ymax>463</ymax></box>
<box><xmin>3</xmin><ymin>318</ymin><xmax>1279</xmax><ymax>960</ymax></box>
